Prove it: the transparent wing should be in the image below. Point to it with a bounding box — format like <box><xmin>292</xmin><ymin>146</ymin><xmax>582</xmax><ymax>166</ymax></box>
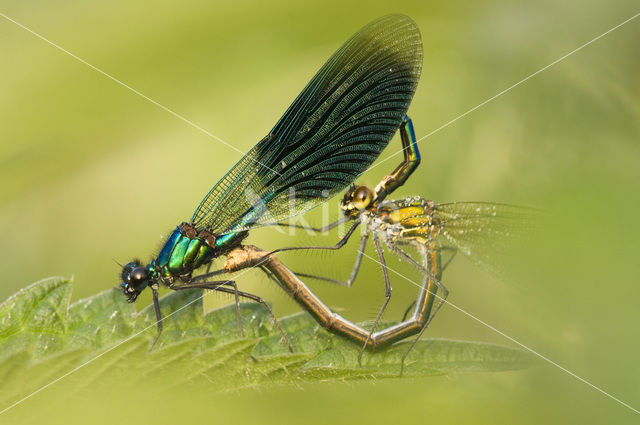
<box><xmin>436</xmin><ymin>202</ymin><xmax>538</xmax><ymax>272</ymax></box>
<box><xmin>192</xmin><ymin>14</ymin><xmax>422</xmax><ymax>235</ymax></box>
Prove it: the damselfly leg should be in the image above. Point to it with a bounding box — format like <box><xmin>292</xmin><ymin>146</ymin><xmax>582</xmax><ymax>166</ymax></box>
<box><xmin>173</xmin><ymin>279</ymin><xmax>244</xmax><ymax>338</ymax></box>
<box><xmin>401</xmin><ymin>245</ymin><xmax>456</xmax><ymax>321</ymax></box>
<box><xmin>276</xmin><ymin>216</ymin><xmax>350</xmax><ymax>233</ymax></box>
<box><xmin>358</xmin><ymin>233</ymin><xmax>392</xmax><ymax>365</ymax></box>
<box><xmin>170</xmin><ymin>279</ymin><xmax>293</xmax><ymax>352</ymax></box>
<box><xmin>148</xmin><ymin>279</ymin><xmax>237</xmax><ymax>348</ymax></box>
<box><xmin>295</xmin><ymin>232</ymin><xmax>370</xmax><ymax>288</ymax></box>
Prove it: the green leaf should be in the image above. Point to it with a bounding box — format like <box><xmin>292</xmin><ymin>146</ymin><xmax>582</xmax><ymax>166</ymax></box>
<box><xmin>0</xmin><ymin>277</ymin><xmax>536</xmax><ymax>402</ymax></box>
<box><xmin>0</xmin><ymin>277</ymin><xmax>72</xmax><ymax>361</ymax></box>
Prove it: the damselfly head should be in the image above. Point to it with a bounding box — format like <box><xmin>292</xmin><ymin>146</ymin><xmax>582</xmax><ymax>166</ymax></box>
<box><xmin>340</xmin><ymin>185</ymin><xmax>374</xmax><ymax>217</ymax></box>
<box><xmin>120</xmin><ymin>260</ymin><xmax>152</xmax><ymax>302</ymax></box>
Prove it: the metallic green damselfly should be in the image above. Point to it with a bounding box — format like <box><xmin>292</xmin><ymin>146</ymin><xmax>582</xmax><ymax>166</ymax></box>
<box><xmin>120</xmin><ymin>15</ymin><xmax>423</xmax><ymax>348</ymax></box>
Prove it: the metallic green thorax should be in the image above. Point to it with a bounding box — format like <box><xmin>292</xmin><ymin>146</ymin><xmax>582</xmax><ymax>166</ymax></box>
<box><xmin>151</xmin><ymin>222</ymin><xmax>246</xmax><ymax>283</ymax></box>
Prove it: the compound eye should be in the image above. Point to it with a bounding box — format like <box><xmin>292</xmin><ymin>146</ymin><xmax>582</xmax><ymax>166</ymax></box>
<box><xmin>130</xmin><ymin>267</ymin><xmax>149</xmax><ymax>283</ymax></box>
<box><xmin>352</xmin><ymin>186</ymin><xmax>373</xmax><ymax>210</ymax></box>
<box><xmin>121</xmin><ymin>261</ymin><xmax>139</xmax><ymax>283</ymax></box>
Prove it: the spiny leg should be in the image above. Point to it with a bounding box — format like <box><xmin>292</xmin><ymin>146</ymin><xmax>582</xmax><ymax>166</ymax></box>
<box><xmin>268</xmin><ymin>219</ymin><xmax>361</xmax><ymax>256</ymax></box>
<box><xmin>150</xmin><ymin>283</ymin><xmax>162</xmax><ymax>347</ymax></box>
<box><xmin>173</xmin><ymin>280</ymin><xmax>293</xmax><ymax>353</ymax></box>
<box><xmin>275</xmin><ymin>216</ymin><xmax>349</xmax><ymax>233</ymax></box>
<box><xmin>358</xmin><ymin>233</ymin><xmax>392</xmax><ymax>366</ymax></box>
<box><xmin>176</xmin><ymin>277</ymin><xmax>245</xmax><ymax>337</ymax></box>
<box><xmin>401</xmin><ymin>301</ymin><xmax>416</xmax><ymax>322</ymax></box>
<box><xmin>388</xmin><ymin>242</ymin><xmax>448</xmax><ymax>306</ymax></box>
<box><xmin>400</xmin><ymin>245</ymin><xmax>456</xmax><ymax>321</ymax></box>
<box><xmin>396</xmin><ymin>241</ymin><xmax>457</xmax><ymax>272</ymax></box>
<box><xmin>295</xmin><ymin>232</ymin><xmax>369</xmax><ymax>288</ymax></box>
<box><xmin>149</xmin><ymin>279</ymin><xmax>233</xmax><ymax>346</ymax></box>
<box><xmin>189</xmin><ymin>267</ymin><xmax>229</xmax><ymax>283</ymax></box>
<box><xmin>224</xmin><ymin>280</ymin><xmax>245</xmax><ymax>337</ymax></box>
<box><xmin>390</xmin><ymin>242</ymin><xmax>450</xmax><ymax>334</ymax></box>
<box><xmin>215</xmin><ymin>286</ymin><xmax>292</xmax><ymax>353</ymax></box>
<box><xmin>374</xmin><ymin>115</ymin><xmax>421</xmax><ymax>202</ymax></box>
<box><xmin>400</xmin><ymin>244</ymin><xmax>448</xmax><ymax>375</ymax></box>
<box><xmin>441</xmin><ymin>246</ymin><xmax>458</xmax><ymax>271</ymax></box>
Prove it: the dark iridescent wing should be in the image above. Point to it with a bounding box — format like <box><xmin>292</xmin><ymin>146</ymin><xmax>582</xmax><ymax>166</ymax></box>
<box><xmin>192</xmin><ymin>15</ymin><xmax>422</xmax><ymax>235</ymax></box>
<box><xmin>436</xmin><ymin>202</ymin><xmax>538</xmax><ymax>272</ymax></box>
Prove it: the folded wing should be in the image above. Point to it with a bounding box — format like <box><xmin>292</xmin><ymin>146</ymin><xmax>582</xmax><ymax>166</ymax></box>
<box><xmin>192</xmin><ymin>14</ymin><xmax>423</xmax><ymax>235</ymax></box>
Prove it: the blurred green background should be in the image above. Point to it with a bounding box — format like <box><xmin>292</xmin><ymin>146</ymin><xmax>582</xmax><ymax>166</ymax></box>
<box><xmin>1</xmin><ymin>0</ymin><xmax>639</xmax><ymax>423</ymax></box>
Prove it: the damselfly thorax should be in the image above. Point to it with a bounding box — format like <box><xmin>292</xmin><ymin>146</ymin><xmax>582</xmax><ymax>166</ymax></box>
<box><xmin>365</xmin><ymin>197</ymin><xmax>441</xmax><ymax>246</ymax></box>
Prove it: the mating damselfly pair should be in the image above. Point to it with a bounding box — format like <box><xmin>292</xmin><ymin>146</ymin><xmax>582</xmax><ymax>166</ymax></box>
<box><xmin>120</xmin><ymin>14</ymin><xmax>531</xmax><ymax>369</ymax></box>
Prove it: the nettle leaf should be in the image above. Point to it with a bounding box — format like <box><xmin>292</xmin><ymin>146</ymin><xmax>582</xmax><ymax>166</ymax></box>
<box><xmin>0</xmin><ymin>278</ymin><xmax>535</xmax><ymax>403</ymax></box>
<box><xmin>0</xmin><ymin>277</ymin><xmax>72</xmax><ymax>361</ymax></box>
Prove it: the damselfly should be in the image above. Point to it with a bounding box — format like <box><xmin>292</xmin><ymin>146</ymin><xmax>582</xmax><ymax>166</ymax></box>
<box><xmin>269</xmin><ymin>115</ymin><xmax>533</xmax><ymax>368</ymax></box>
<box><xmin>119</xmin><ymin>15</ymin><xmax>423</xmax><ymax>348</ymax></box>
